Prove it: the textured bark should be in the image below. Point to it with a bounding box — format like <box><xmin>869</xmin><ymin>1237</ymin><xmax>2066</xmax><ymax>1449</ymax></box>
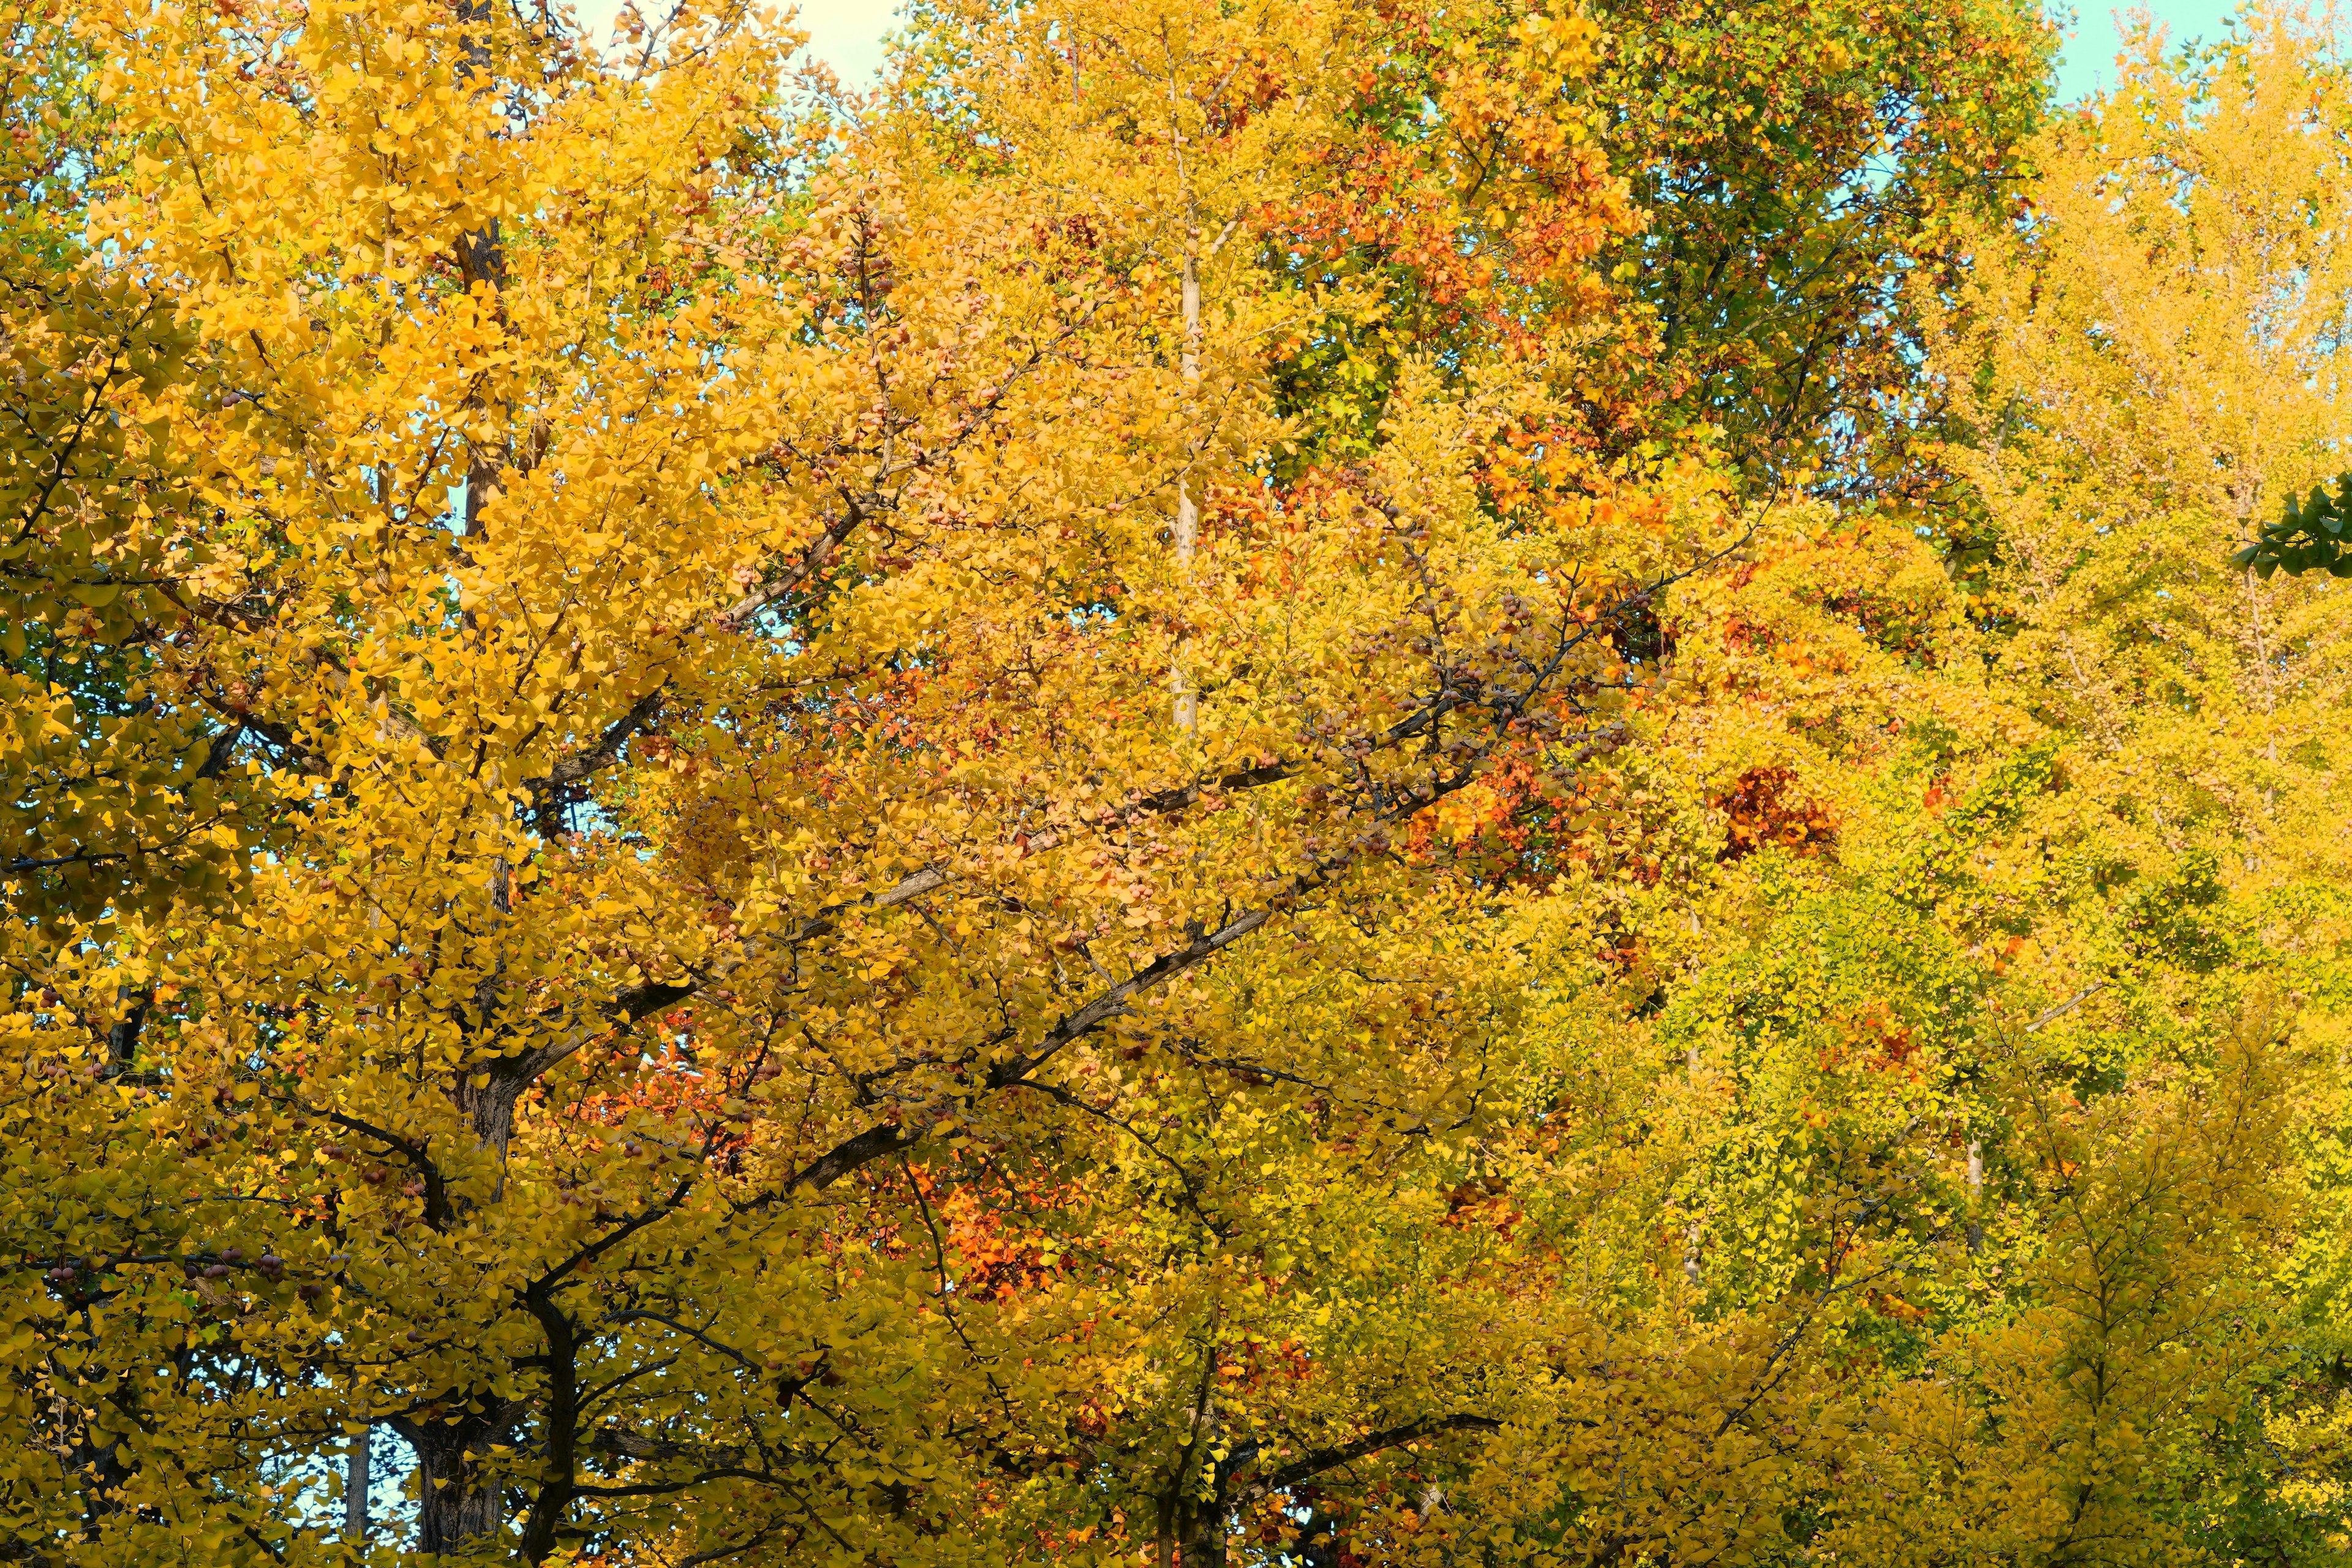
<box><xmin>398</xmin><ymin>1414</ymin><xmax>508</xmax><ymax>1555</ymax></box>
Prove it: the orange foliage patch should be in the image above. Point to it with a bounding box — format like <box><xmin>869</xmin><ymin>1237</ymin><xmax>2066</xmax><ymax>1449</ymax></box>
<box><xmin>1714</xmin><ymin>766</ymin><xmax>1837</xmax><ymax>862</ymax></box>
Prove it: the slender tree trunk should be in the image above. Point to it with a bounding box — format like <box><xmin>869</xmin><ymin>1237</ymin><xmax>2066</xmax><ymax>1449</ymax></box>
<box><xmin>1164</xmin><ymin>42</ymin><xmax>1203</xmax><ymax>737</ymax></box>
<box><xmin>1966</xmin><ymin>1138</ymin><xmax>1985</xmax><ymax>1254</ymax></box>
<box><xmin>344</xmin><ymin>1426</ymin><xmax>370</xmax><ymax>1540</ymax></box>
<box><xmin>1172</xmin><ymin>247</ymin><xmax>1200</xmax><ymax>733</ymax></box>
<box><xmin>455</xmin><ymin>0</ymin><xmax>510</xmax><ymax>554</ymax></box>
<box><xmin>1682</xmin><ymin>1039</ymin><xmax>1703</xmax><ymax>1286</ymax></box>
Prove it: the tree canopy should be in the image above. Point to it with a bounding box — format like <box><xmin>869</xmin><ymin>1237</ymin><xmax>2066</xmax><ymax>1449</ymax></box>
<box><xmin>4</xmin><ymin>1</ymin><xmax>2351</xmax><ymax>1566</ymax></box>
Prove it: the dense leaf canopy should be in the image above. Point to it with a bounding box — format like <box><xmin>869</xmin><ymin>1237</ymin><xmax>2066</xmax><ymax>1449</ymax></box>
<box><xmin>3</xmin><ymin>2</ymin><xmax>2351</xmax><ymax>1566</ymax></box>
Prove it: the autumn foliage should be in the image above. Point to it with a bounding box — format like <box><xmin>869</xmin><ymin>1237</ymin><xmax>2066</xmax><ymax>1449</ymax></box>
<box><xmin>4</xmin><ymin>1</ymin><xmax>2351</xmax><ymax>1566</ymax></box>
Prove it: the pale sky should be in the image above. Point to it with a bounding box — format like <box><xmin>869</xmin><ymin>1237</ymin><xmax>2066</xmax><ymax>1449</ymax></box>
<box><xmin>568</xmin><ymin>0</ymin><xmax>899</xmax><ymax>82</ymax></box>
<box><xmin>767</xmin><ymin>0</ymin><xmax>898</xmax><ymax>83</ymax></box>
<box><xmin>2055</xmin><ymin>1</ymin><xmax>2257</xmax><ymax>99</ymax></box>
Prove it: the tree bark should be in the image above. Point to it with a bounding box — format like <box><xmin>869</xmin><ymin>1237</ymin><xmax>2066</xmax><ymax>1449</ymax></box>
<box><xmin>1172</xmin><ymin>247</ymin><xmax>1200</xmax><ymax>733</ymax></box>
<box><xmin>344</xmin><ymin>1425</ymin><xmax>370</xmax><ymax>1540</ymax></box>
<box><xmin>398</xmin><ymin>1414</ymin><xmax>507</xmax><ymax>1555</ymax></box>
<box><xmin>1966</xmin><ymin>1137</ymin><xmax>1985</xmax><ymax>1254</ymax></box>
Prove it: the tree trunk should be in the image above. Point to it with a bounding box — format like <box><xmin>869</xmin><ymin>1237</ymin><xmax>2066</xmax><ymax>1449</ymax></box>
<box><xmin>1172</xmin><ymin>246</ymin><xmax>1200</xmax><ymax>733</ymax></box>
<box><xmin>1966</xmin><ymin>1137</ymin><xmax>1985</xmax><ymax>1254</ymax></box>
<box><xmin>396</xmin><ymin>1414</ymin><xmax>505</xmax><ymax>1555</ymax></box>
<box><xmin>1180</xmin><ymin>1491</ymin><xmax>1227</xmax><ymax>1568</ymax></box>
<box><xmin>1682</xmin><ymin>1040</ymin><xmax>1703</xmax><ymax>1284</ymax></box>
<box><xmin>344</xmin><ymin>1425</ymin><xmax>370</xmax><ymax>1540</ymax></box>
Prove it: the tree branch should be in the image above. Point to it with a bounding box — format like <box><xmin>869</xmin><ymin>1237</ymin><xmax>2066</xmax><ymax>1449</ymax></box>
<box><xmin>319</xmin><ymin>1111</ymin><xmax>456</xmax><ymax>1229</ymax></box>
<box><xmin>1249</xmin><ymin>1414</ymin><xmax>1501</xmax><ymax>1496</ymax></box>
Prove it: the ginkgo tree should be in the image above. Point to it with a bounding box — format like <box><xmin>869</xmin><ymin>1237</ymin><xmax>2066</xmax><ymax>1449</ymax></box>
<box><xmin>0</xmin><ymin>0</ymin><xmax>1716</xmax><ymax>1561</ymax></box>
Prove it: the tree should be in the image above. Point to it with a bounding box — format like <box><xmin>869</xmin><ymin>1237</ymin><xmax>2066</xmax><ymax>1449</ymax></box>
<box><xmin>1585</xmin><ymin>0</ymin><xmax>2054</xmax><ymax>497</ymax></box>
<box><xmin>1925</xmin><ymin>6</ymin><xmax>2352</xmax><ymax>764</ymax></box>
<box><xmin>1</xmin><ymin>0</ymin><xmax>1695</xmax><ymax>1560</ymax></box>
